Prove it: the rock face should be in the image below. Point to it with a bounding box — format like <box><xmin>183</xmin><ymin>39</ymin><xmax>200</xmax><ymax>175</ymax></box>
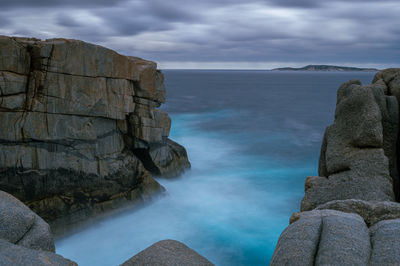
<box><xmin>0</xmin><ymin>190</ymin><xmax>54</xmax><ymax>252</ymax></box>
<box><xmin>0</xmin><ymin>190</ymin><xmax>76</xmax><ymax>265</ymax></box>
<box><xmin>271</xmin><ymin>69</ymin><xmax>400</xmax><ymax>265</ymax></box>
<box><xmin>121</xmin><ymin>240</ymin><xmax>214</xmax><ymax>266</ymax></box>
<box><xmin>0</xmin><ymin>36</ymin><xmax>190</xmax><ymax>230</ymax></box>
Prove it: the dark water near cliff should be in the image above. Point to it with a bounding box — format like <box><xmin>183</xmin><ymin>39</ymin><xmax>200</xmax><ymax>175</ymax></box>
<box><xmin>56</xmin><ymin>70</ymin><xmax>376</xmax><ymax>265</ymax></box>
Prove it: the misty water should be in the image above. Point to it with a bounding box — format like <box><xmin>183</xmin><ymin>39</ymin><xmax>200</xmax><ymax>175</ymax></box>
<box><xmin>56</xmin><ymin>70</ymin><xmax>376</xmax><ymax>265</ymax></box>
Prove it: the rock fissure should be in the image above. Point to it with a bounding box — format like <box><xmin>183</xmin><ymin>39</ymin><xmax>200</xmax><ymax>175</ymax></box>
<box><xmin>0</xmin><ymin>36</ymin><xmax>190</xmax><ymax>232</ymax></box>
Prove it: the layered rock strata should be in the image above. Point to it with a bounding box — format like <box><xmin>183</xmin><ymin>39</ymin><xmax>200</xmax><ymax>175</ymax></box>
<box><xmin>0</xmin><ymin>190</ymin><xmax>76</xmax><ymax>265</ymax></box>
<box><xmin>271</xmin><ymin>69</ymin><xmax>400</xmax><ymax>265</ymax></box>
<box><xmin>0</xmin><ymin>36</ymin><xmax>190</xmax><ymax>230</ymax></box>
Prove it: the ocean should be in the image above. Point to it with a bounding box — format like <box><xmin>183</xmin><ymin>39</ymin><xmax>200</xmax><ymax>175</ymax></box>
<box><xmin>55</xmin><ymin>70</ymin><xmax>376</xmax><ymax>265</ymax></box>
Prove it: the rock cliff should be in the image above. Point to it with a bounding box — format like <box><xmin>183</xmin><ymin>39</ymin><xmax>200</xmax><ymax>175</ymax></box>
<box><xmin>0</xmin><ymin>36</ymin><xmax>190</xmax><ymax>231</ymax></box>
<box><xmin>271</xmin><ymin>68</ymin><xmax>400</xmax><ymax>265</ymax></box>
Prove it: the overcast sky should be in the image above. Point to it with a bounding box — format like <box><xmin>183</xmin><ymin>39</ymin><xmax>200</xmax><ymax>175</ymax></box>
<box><xmin>0</xmin><ymin>0</ymin><xmax>398</xmax><ymax>69</ymax></box>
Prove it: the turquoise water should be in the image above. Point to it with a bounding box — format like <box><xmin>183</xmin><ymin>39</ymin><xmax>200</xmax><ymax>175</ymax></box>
<box><xmin>56</xmin><ymin>71</ymin><xmax>376</xmax><ymax>265</ymax></box>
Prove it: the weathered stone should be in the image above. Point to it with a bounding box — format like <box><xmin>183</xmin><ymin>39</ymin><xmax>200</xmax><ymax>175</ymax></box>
<box><xmin>0</xmin><ymin>239</ymin><xmax>76</xmax><ymax>266</ymax></box>
<box><xmin>369</xmin><ymin>219</ymin><xmax>400</xmax><ymax>265</ymax></box>
<box><xmin>315</xmin><ymin>199</ymin><xmax>400</xmax><ymax>226</ymax></box>
<box><xmin>271</xmin><ymin>210</ymin><xmax>370</xmax><ymax>266</ymax></box>
<box><xmin>0</xmin><ymin>191</ymin><xmax>54</xmax><ymax>252</ymax></box>
<box><xmin>0</xmin><ymin>36</ymin><xmax>31</xmax><ymax>75</ymax></box>
<box><xmin>373</xmin><ymin>68</ymin><xmax>400</xmax><ymax>102</ymax></box>
<box><xmin>270</xmin><ymin>210</ymin><xmax>322</xmax><ymax>266</ymax></box>
<box><xmin>149</xmin><ymin>139</ymin><xmax>191</xmax><ymax>178</ymax></box>
<box><xmin>0</xmin><ymin>36</ymin><xmax>189</xmax><ymax>230</ymax></box>
<box><xmin>302</xmin><ymin>79</ymin><xmax>396</xmax><ymax>211</ymax></box>
<box><xmin>121</xmin><ymin>240</ymin><xmax>213</xmax><ymax>266</ymax></box>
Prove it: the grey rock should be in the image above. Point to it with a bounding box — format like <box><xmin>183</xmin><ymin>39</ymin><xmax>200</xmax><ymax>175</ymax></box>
<box><xmin>0</xmin><ymin>190</ymin><xmax>54</xmax><ymax>252</ymax></box>
<box><xmin>121</xmin><ymin>240</ymin><xmax>213</xmax><ymax>266</ymax></box>
<box><xmin>373</xmin><ymin>68</ymin><xmax>400</xmax><ymax>103</ymax></box>
<box><xmin>314</xmin><ymin>211</ymin><xmax>370</xmax><ymax>266</ymax></box>
<box><xmin>369</xmin><ymin>219</ymin><xmax>400</xmax><ymax>265</ymax></box>
<box><xmin>271</xmin><ymin>210</ymin><xmax>370</xmax><ymax>266</ymax></box>
<box><xmin>270</xmin><ymin>210</ymin><xmax>322</xmax><ymax>266</ymax></box>
<box><xmin>315</xmin><ymin>199</ymin><xmax>400</xmax><ymax>226</ymax></box>
<box><xmin>0</xmin><ymin>239</ymin><xmax>76</xmax><ymax>266</ymax></box>
<box><xmin>302</xmin><ymin>79</ymin><xmax>395</xmax><ymax>211</ymax></box>
<box><xmin>0</xmin><ymin>36</ymin><xmax>189</xmax><ymax>230</ymax></box>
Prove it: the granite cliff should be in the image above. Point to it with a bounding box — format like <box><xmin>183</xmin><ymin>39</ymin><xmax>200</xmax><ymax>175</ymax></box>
<box><xmin>0</xmin><ymin>36</ymin><xmax>190</xmax><ymax>232</ymax></box>
<box><xmin>271</xmin><ymin>68</ymin><xmax>400</xmax><ymax>265</ymax></box>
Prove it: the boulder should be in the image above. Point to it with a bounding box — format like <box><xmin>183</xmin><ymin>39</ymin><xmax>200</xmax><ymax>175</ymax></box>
<box><xmin>121</xmin><ymin>240</ymin><xmax>213</xmax><ymax>266</ymax></box>
<box><xmin>302</xmin><ymin>79</ymin><xmax>396</xmax><ymax>211</ymax></box>
<box><xmin>0</xmin><ymin>190</ymin><xmax>54</xmax><ymax>252</ymax></box>
<box><xmin>271</xmin><ymin>210</ymin><xmax>370</xmax><ymax>266</ymax></box>
<box><xmin>315</xmin><ymin>199</ymin><xmax>400</xmax><ymax>226</ymax></box>
<box><xmin>0</xmin><ymin>239</ymin><xmax>76</xmax><ymax>266</ymax></box>
<box><xmin>369</xmin><ymin>219</ymin><xmax>400</xmax><ymax>265</ymax></box>
<box><xmin>0</xmin><ymin>36</ymin><xmax>190</xmax><ymax>230</ymax></box>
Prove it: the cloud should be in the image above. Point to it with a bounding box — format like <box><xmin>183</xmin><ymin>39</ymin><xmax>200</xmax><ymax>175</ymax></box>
<box><xmin>0</xmin><ymin>0</ymin><xmax>398</xmax><ymax>68</ymax></box>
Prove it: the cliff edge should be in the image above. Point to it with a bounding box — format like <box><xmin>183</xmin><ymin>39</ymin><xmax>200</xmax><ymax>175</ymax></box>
<box><xmin>0</xmin><ymin>36</ymin><xmax>190</xmax><ymax>232</ymax></box>
<box><xmin>271</xmin><ymin>68</ymin><xmax>400</xmax><ymax>265</ymax></box>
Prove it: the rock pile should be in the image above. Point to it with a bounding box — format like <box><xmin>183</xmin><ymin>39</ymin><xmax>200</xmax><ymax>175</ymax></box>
<box><xmin>271</xmin><ymin>68</ymin><xmax>400</xmax><ymax>265</ymax></box>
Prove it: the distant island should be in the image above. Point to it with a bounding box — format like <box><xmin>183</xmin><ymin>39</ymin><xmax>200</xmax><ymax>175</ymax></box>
<box><xmin>272</xmin><ymin>65</ymin><xmax>378</xmax><ymax>72</ymax></box>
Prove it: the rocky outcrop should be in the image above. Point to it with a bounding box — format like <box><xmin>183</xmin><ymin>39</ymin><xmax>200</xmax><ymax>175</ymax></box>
<box><xmin>121</xmin><ymin>240</ymin><xmax>214</xmax><ymax>266</ymax></box>
<box><xmin>0</xmin><ymin>239</ymin><xmax>77</xmax><ymax>266</ymax></box>
<box><xmin>0</xmin><ymin>190</ymin><xmax>76</xmax><ymax>265</ymax></box>
<box><xmin>271</xmin><ymin>69</ymin><xmax>400</xmax><ymax>265</ymax></box>
<box><xmin>0</xmin><ymin>36</ymin><xmax>190</xmax><ymax>231</ymax></box>
<box><xmin>0</xmin><ymin>190</ymin><xmax>54</xmax><ymax>252</ymax></box>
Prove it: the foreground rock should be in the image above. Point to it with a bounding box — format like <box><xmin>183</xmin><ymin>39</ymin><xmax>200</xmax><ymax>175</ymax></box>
<box><xmin>121</xmin><ymin>240</ymin><xmax>213</xmax><ymax>266</ymax></box>
<box><xmin>271</xmin><ymin>69</ymin><xmax>400</xmax><ymax>265</ymax></box>
<box><xmin>0</xmin><ymin>240</ymin><xmax>76</xmax><ymax>266</ymax></box>
<box><xmin>0</xmin><ymin>190</ymin><xmax>76</xmax><ymax>265</ymax></box>
<box><xmin>0</xmin><ymin>190</ymin><xmax>54</xmax><ymax>252</ymax></box>
<box><xmin>0</xmin><ymin>36</ymin><xmax>190</xmax><ymax>231</ymax></box>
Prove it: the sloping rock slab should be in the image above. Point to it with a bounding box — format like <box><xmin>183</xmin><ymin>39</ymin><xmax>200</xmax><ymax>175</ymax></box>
<box><xmin>121</xmin><ymin>240</ymin><xmax>213</xmax><ymax>266</ymax></box>
<box><xmin>0</xmin><ymin>190</ymin><xmax>54</xmax><ymax>252</ymax></box>
<box><xmin>0</xmin><ymin>239</ymin><xmax>76</xmax><ymax>266</ymax></box>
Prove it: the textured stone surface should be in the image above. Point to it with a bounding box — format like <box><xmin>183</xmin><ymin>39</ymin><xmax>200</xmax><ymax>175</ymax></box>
<box><xmin>271</xmin><ymin>210</ymin><xmax>370</xmax><ymax>266</ymax></box>
<box><xmin>369</xmin><ymin>219</ymin><xmax>400</xmax><ymax>265</ymax></box>
<box><xmin>315</xmin><ymin>199</ymin><xmax>400</xmax><ymax>226</ymax></box>
<box><xmin>272</xmin><ymin>70</ymin><xmax>400</xmax><ymax>266</ymax></box>
<box><xmin>121</xmin><ymin>240</ymin><xmax>213</xmax><ymax>266</ymax></box>
<box><xmin>0</xmin><ymin>239</ymin><xmax>76</xmax><ymax>266</ymax></box>
<box><xmin>0</xmin><ymin>36</ymin><xmax>190</xmax><ymax>229</ymax></box>
<box><xmin>0</xmin><ymin>190</ymin><xmax>54</xmax><ymax>252</ymax></box>
<box><xmin>302</xmin><ymin>79</ymin><xmax>396</xmax><ymax>211</ymax></box>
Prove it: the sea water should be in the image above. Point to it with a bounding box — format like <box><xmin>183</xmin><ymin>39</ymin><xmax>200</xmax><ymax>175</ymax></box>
<box><xmin>55</xmin><ymin>70</ymin><xmax>376</xmax><ymax>265</ymax></box>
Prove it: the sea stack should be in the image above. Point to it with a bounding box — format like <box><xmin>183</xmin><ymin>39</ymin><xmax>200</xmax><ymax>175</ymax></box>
<box><xmin>0</xmin><ymin>36</ymin><xmax>190</xmax><ymax>232</ymax></box>
<box><xmin>271</xmin><ymin>68</ymin><xmax>400</xmax><ymax>265</ymax></box>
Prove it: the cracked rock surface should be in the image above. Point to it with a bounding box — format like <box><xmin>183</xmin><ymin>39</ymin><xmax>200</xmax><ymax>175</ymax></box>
<box><xmin>0</xmin><ymin>36</ymin><xmax>190</xmax><ymax>231</ymax></box>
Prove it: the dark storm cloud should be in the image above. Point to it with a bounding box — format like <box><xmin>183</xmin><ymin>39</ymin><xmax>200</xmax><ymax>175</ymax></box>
<box><xmin>0</xmin><ymin>0</ymin><xmax>398</xmax><ymax>68</ymax></box>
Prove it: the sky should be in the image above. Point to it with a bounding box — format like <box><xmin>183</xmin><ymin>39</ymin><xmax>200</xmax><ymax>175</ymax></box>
<box><xmin>0</xmin><ymin>0</ymin><xmax>398</xmax><ymax>69</ymax></box>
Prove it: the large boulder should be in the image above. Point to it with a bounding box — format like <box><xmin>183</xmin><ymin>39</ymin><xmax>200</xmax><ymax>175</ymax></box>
<box><xmin>0</xmin><ymin>239</ymin><xmax>76</xmax><ymax>266</ymax></box>
<box><xmin>121</xmin><ymin>240</ymin><xmax>213</xmax><ymax>266</ymax></box>
<box><xmin>0</xmin><ymin>36</ymin><xmax>190</xmax><ymax>230</ymax></box>
<box><xmin>271</xmin><ymin>210</ymin><xmax>371</xmax><ymax>266</ymax></box>
<box><xmin>0</xmin><ymin>190</ymin><xmax>54</xmax><ymax>252</ymax></box>
<box><xmin>302</xmin><ymin>79</ymin><xmax>397</xmax><ymax>211</ymax></box>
